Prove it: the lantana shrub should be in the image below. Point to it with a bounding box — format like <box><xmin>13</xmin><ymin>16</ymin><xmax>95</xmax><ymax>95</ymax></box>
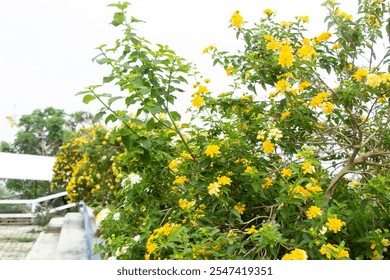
<box><xmin>53</xmin><ymin>0</ymin><xmax>390</xmax><ymax>260</ymax></box>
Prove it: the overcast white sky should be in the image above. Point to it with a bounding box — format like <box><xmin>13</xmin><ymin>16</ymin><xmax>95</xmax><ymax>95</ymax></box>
<box><xmin>0</xmin><ymin>0</ymin><xmax>356</xmax><ymax>143</ymax></box>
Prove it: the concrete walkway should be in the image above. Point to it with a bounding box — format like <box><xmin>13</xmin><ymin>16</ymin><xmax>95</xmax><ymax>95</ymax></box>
<box><xmin>0</xmin><ymin>225</ymin><xmax>43</xmax><ymax>260</ymax></box>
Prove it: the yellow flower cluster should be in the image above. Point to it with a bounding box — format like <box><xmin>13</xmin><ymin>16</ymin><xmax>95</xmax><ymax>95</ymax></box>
<box><xmin>233</xmin><ymin>202</ymin><xmax>246</xmax><ymax>214</ymax></box>
<box><xmin>145</xmin><ymin>223</ymin><xmax>181</xmax><ymax>259</ymax></box>
<box><xmin>178</xmin><ymin>198</ymin><xmax>196</xmax><ymax>210</ymax></box>
<box><xmin>245</xmin><ymin>225</ymin><xmax>258</xmax><ymax>234</ymax></box>
<box><xmin>306</xmin><ymin>206</ymin><xmax>323</xmax><ymax>219</ymax></box>
<box><xmin>173</xmin><ymin>175</ymin><xmax>189</xmax><ymax>185</ymax></box>
<box><xmin>326</xmin><ymin>217</ymin><xmax>346</xmax><ymax>233</ymax></box>
<box><xmin>281</xmin><ymin>168</ymin><xmax>293</xmax><ymax>177</ymax></box>
<box><xmin>217</xmin><ymin>176</ymin><xmax>232</xmax><ymax>186</ymax></box>
<box><xmin>278</xmin><ymin>45</ymin><xmax>295</xmax><ymax>68</ymax></box>
<box><xmin>297</xmin><ymin>38</ymin><xmax>317</xmax><ymax>61</ymax></box>
<box><xmin>290</xmin><ymin>182</ymin><xmax>322</xmax><ymax>198</ymax></box>
<box><xmin>262</xmin><ymin>140</ymin><xmax>275</xmax><ymax>154</ymax></box>
<box><xmin>310</xmin><ymin>92</ymin><xmax>331</xmax><ymax>108</ymax></box>
<box><xmin>208</xmin><ymin>182</ymin><xmax>221</xmax><ymax>197</ymax></box>
<box><xmin>230</xmin><ymin>11</ymin><xmax>244</xmax><ymax>28</ymax></box>
<box><xmin>281</xmin><ymin>248</ymin><xmax>308</xmax><ymax>260</ymax></box>
<box><xmin>205</xmin><ymin>144</ymin><xmax>221</xmax><ymax>158</ymax></box>
<box><xmin>320</xmin><ymin>243</ymin><xmax>349</xmax><ymax>259</ymax></box>
<box><xmin>314</xmin><ymin>32</ymin><xmax>332</xmax><ymax>43</ymax></box>
<box><xmin>261</xmin><ymin>177</ymin><xmax>273</xmax><ymax>189</ymax></box>
<box><xmin>301</xmin><ymin>161</ymin><xmax>315</xmax><ymax>174</ymax></box>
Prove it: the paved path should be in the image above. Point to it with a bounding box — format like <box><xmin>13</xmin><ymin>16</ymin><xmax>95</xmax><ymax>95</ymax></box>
<box><xmin>0</xmin><ymin>225</ymin><xmax>43</xmax><ymax>260</ymax></box>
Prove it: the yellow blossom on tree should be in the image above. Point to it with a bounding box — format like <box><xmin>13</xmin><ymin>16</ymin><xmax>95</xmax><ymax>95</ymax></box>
<box><xmin>234</xmin><ymin>202</ymin><xmax>246</xmax><ymax>214</ymax></box>
<box><xmin>178</xmin><ymin>198</ymin><xmax>196</xmax><ymax>210</ymax></box>
<box><xmin>262</xmin><ymin>140</ymin><xmax>275</xmax><ymax>154</ymax></box>
<box><xmin>217</xmin><ymin>176</ymin><xmax>232</xmax><ymax>186</ymax></box>
<box><xmin>321</xmin><ymin>102</ymin><xmax>335</xmax><ymax>114</ymax></box>
<box><xmin>352</xmin><ymin>68</ymin><xmax>369</xmax><ymax>81</ymax></box>
<box><xmin>205</xmin><ymin>144</ymin><xmax>221</xmax><ymax>158</ymax></box>
<box><xmin>301</xmin><ymin>161</ymin><xmax>315</xmax><ymax>174</ymax></box>
<box><xmin>191</xmin><ymin>95</ymin><xmax>205</xmax><ymax>108</ymax></box>
<box><xmin>275</xmin><ymin>79</ymin><xmax>291</xmax><ymax>94</ymax></box>
<box><xmin>261</xmin><ymin>177</ymin><xmax>273</xmax><ymax>189</ymax></box>
<box><xmin>281</xmin><ymin>248</ymin><xmax>308</xmax><ymax>260</ymax></box>
<box><xmin>296</xmin><ymin>16</ymin><xmax>309</xmax><ymax>23</ymax></box>
<box><xmin>225</xmin><ymin>65</ymin><xmax>234</xmax><ymax>76</ymax></box>
<box><xmin>207</xmin><ymin>182</ymin><xmax>221</xmax><ymax>197</ymax></box>
<box><xmin>298</xmin><ymin>81</ymin><xmax>311</xmax><ymax>91</ymax></box>
<box><xmin>306</xmin><ymin>206</ymin><xmax>323</xmax><ymax>219</ymax></box>
<box><xmin>278</xmin><ymin>45</ymin><xmax>295</xmax><ymax>68</ymax></box>
<box><xmin>202</xmin><ymin>44</ymin><xmax>215</xmax><ymax>54</ymax></box>
<box><xmin>267</xmin><ymin>40</ymin><xmax>282</xmax><ymax>51</ymax></box>
<box><xmin>173</xmin><ymin>175</ymin><xmax>189</xmax><ymax>185</ymax></box>
<box><xmin>365</xmin><ymin>73</ymin><xmax>382</xmax><ymax>87</ymax></box>
<box><xmin>326</xmin><ymin>217</ymin><xmax>346</xmax><ymax>233</ymax></box>
<box><xmin>263</xmin><ymin>35</ymin><xmax>274</xmax><ymax>41</ymax></box>
<box><xmin>297</xmin><ymin>38</ymin><xmax>317</xmax><ymax>60</ymax></box>
<box><xmin>245</xmin><ymin>225</ymin><xmax>258</xmax><ymax>234</ymax></box>
<box><xmin>263</xmin><ymin>9</ymin><xmax>275</xmax><ymax>16</ymax></box>
<box><xmin>281</xmin><ymin>111</ymin><xmax>291</xmax><ymax>120</ymax></box>
<box><xmin>281</xmin><ymin>168</ymin><xmax>293</xmax><ymax>177</ymax></box>
<box><xmin>230</xmin><ymin>11</ymin><xmax>244</xmax><ymax>28</ymax></box>
<box><xmin>314</xmin><ymin>31</ymin><xmax>332</xmax><ymax>43</ymax></box>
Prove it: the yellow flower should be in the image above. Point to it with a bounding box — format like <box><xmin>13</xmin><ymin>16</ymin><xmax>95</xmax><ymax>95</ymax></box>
<box><xmin>326</xmin><ymin>217</ymin><xmax>346</xmax><ymax>233</ymax></box>
<box><xmin>191</xmin><ymin>95</ymin><xmax>205</xmax><ymax>108</ymax></box>
<box><xmin>180</xmin><ymin>152</ymin><xmax>193</xmax><ymax>160</ymax></box>
<box><xmin>306</xmin><ymin>206</ymin><xmax>323</xmax><ymax>219</ymax></box>
<box><xmin>310</xmin><ymin>92</ymin><xmax>330</xmax><ymax>107</ymax></box>
<box><xmin>275</xmin><ymin>79</ymin><xmax>291</xmax><ymax>94</ymax></box>
<box><xmin>282</xmin><ymin>248</ymin><xmax>308</xmax><ymax>260</ymax></box>
<box><xmin>321</xmin><ymin>102</ymin><xmax>334</xmax><ymax>115</ymax></box>
<box><xmin>263</xmin><ymin>9</ymin><xmax>275</xmax><ymax>16</ymax></box>
<box><xmin>278</xmin><ymin>45</ymin><xmax>295</xmax><ymax>68</ymax></box>
<box><xmin>301</xmin><ymin>161</ymin><xmax>315</xmax><ymax>174</ymax></box>
<box><xmin>234</xmin><ymin>202</ymin><xmax>246</xmax><ymax>214</ymax></box>
<box><xmin>281</xmin><ymin>168</ymin><xmax>293</xmax><ymax>177</ymax></box>
<box><xmin>173</xmin><ymin>175</ymin><xmax>189</xmax><ymax>185</ymax></box>
<box><xmin>261</xmin><ymin>177</ymin><xmax>273</xmax><ymax>189</ymax></box>
<box><xmin>297</xmin><ymin>38</ymin><xmax>317</xmax><ymax>60</ymax></box>
<box><xmin>281</xmin><ymin>111</ymin><xmax>291</xmax><ymax>120</ymax></box>
<box><xmin>332</xmin><ymin>43</ymin><xmax>342</xmax><ymax>49</ymax></box>
<box><xmin>217</xmin><ymin>176</ymin><xmax>232</xmax><ymax>186</ymax></box>
<box><xmin>244</xmin><ymin>166</ymin><xmax>254</xmax><ymax>174</ymax></box>
<box><xmin>205</xmin><ymin>144</ymin><xmax>221</xmax><ymax>158</ymax></box>
<box><xmin>267</xmin><ymin>40</ymin><xmax>282</xmax><ymax>51</ymax></box>
<box><xmin>168</xmin><ymin>158</ymin><xmax>181</xmax><ymax>172</ymax></box>
<box><xmin>378</xmin><ymin>94</ymin><xmax>387</xmax><ymax>103</ymax></box>
<box><xmin>352</xmin><ymin>68</ymin><xmax>369</xmax><ymax>81</ymax></box>
<box><xmin>320</xmin><ymin>243</ymin><xmax>349</xmax><ymax>259</ymax></box>
<box><xmin>381</xmin><ymin>238</ymin><xmax>389</xmax><ymax>247</ymax></box>
<box><xmin>178</xmin><ymin>198</ymin><xmax>196</xmax><ymax>210</ymax></box>
<box><xmin>230</xmin><ymin>10</ymin><xmax>244</xmax><ymax>28</ymax></box>
<box><xmin>314</xmin><ymin>32</ymin><xmax>332</xmax><ymax>43</ymax></box>
<box><xmin>263</xmin><ymin>35</ymin><xmax>274</xmax><ymax>41</ymax></box>
<box><xmin>296</xmin><ymin>16</ymin><xmax>309</xmax><ymax>23</ymax></box>
<box><xmin>207</xmin><ymin>182</ymin><xmax>221</xmax><ymax>197</ymax></box>
<box><xmin>365</xmin><ymin>73</ymin><xmax>382</xmax><ymax>87</ymax></box>
<box><xmin>262</xmin><ymin>140</ymin><xmax>275</xmax><ymax>154</ymax></box>
<box><xmin>202</xmin><ymin>45</ymin><xmax>215</xmax><ymax>54</ymax></box>
<box><xmin>245</xmin><ymin>225</ymin><xmax>258</xmax><ymax>234</ymax></box>
<box><xmin>225</xmin><ymin>65</ymin><xmax>234</xmax><ymax>76</ymax></box>
<box><xmin>298</xmin><ymin>81</ymin><xmax>311</xmax><ymax>91</ymax></box>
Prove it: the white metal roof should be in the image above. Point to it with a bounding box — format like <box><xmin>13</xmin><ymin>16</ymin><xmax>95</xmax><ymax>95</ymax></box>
<box><xmin>0</xmin><ymin>152</ymin><xmax>55</xmax><ymax>181</ymax></box>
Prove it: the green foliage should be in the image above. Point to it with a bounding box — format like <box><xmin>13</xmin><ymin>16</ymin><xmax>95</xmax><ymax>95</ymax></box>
<box><xmin>56</xmin><ymin>0</ymin><xmax>390</xmax><ymax>260</ymax></box>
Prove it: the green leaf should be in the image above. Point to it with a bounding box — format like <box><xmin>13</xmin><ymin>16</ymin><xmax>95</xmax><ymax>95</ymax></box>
<box><xmin>105</xmin><ymin>114</ymin><xmax>118</xmax><ymax>124</ymax></box>
<box><xmin>112</xmin><ymin>12</ymin><xmax>126</xmax><ymax>27</ymax></box>
<box><xmin>146</xmin><ymin>118</ymin><xmax>156</xmax><ymax>131</ymax></box>
<box><xmin>82</xmin><ymin>94</ymin><xmax>96</xmax><ymax>104</ymax></box>
<box><xmin>92</xmin><ymin>111</ymin><xmax>106</xmax><ymax>124</ymax></box>
<box><xmin>103</xmin><ymin>76</ymin><xmax>115</xmax><ymax>83</ymax></box>
<box><xmin>170</xmin><ymin>111</ymin><xmax>181</xmax><ymax>121</ymax></box>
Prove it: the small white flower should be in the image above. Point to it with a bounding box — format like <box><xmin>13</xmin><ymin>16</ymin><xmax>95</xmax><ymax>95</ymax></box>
<box><xmin>107</xmin><ymin>256</ymin><xmax>117</xmax><ymax>260</ymax></box>
<box><xmin>95</xmin><ymin>208</ymin><xmax>110</xmax><ymax>227</ymax></box>
<box><xmin>269</xmin><ymin>128</ymin><xmax>283</xmax><ymax>141</ymax></box>
<box><xmin>133</xmin><ymin>235</ymin><xmax>141</xmax><ymax>242</ymax></box>
<box><xmin>113</xmin><ymin>212</ymin><xmax>120</xmax><ymax>221</ymax></box>
<box><xmin>319</xmin><ymin>226</ymin><xmax>328</xmax><ymax>235</ymax></box>
<box><xmin>128</xmin><ymin>173</ymin><xmax>142</xmax><ymax>185</ymax></box>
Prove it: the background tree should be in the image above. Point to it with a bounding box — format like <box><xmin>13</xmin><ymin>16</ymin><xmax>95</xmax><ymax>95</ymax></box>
<box><xmin>4</xmin><ymin>107</ymin><xmax>93</xmax><ymax>198</ymax></box>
